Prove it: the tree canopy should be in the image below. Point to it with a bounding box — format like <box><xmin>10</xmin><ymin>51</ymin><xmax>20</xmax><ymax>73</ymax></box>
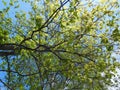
<box><xmin>0</xmin><ymin>0</ymin><xmax>120</xmax><ymax>90</ymax></box>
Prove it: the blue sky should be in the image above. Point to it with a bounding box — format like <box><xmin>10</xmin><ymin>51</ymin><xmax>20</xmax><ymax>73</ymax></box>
<box><xmin>0</xmin><ymin>0</ymin><xmax>120</xmax><ymax>89</ymax></box>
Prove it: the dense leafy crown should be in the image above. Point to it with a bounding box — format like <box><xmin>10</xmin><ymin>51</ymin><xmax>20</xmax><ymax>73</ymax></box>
<box><xmin>0</xmin><ymin>0</ymin><xmax>120</xmax><ymax>90</ymax></box>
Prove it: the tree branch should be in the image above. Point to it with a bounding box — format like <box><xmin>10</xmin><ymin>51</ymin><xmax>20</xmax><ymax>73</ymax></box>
<box><xmin>0</xmin><ymin>79</ymin><xmax>13</xmax><ymax>90</ymax></box>
<box><xmin>20</xmin><ymin>0</ymin><xmax>70</xmax><ymax>45</ymax></box>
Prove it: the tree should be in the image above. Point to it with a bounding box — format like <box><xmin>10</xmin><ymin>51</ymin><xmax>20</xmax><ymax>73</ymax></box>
<box><xmin>0</xmin><ymin>0</ymin><xmax>120</xmax><ymax>89</ymax></box>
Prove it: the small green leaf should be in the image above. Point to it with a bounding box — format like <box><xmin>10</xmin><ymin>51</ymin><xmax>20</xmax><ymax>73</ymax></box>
<box><xmin>2</xmin><ymin>0</ymin><xmax>7</xmax><ymax>6</ymax></box>
<box><xmin>101</xmin><ymin>37</ymin><xmax>108</xmax><ymax>43</ymax></box>
<box><xmin>107</xmin><ymin>45</ymin><xmax>113</xmax><ymax>51</ymax></box>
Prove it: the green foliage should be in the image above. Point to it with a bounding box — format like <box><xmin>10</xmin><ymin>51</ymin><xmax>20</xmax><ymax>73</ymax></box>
<box><xmin>0</xmin><ymin>27</ymin><xmax>9</xmax><ymax>43</ymax></box>
<box><xmin>112</xmin><ymin>28</ymin><xmax>120</xmax><ymax>41</ymax></box>
<box><xmin>0</xmin><ymin>0</ymin><xmax>120</xmax><ymax>90</ymax></box>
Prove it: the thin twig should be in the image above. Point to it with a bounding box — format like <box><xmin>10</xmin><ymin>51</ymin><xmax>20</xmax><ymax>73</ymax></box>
<box><xmin>0</xmin><ymin>79</ymin><xmax>13</xmax><ymax>90</ymax></box>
